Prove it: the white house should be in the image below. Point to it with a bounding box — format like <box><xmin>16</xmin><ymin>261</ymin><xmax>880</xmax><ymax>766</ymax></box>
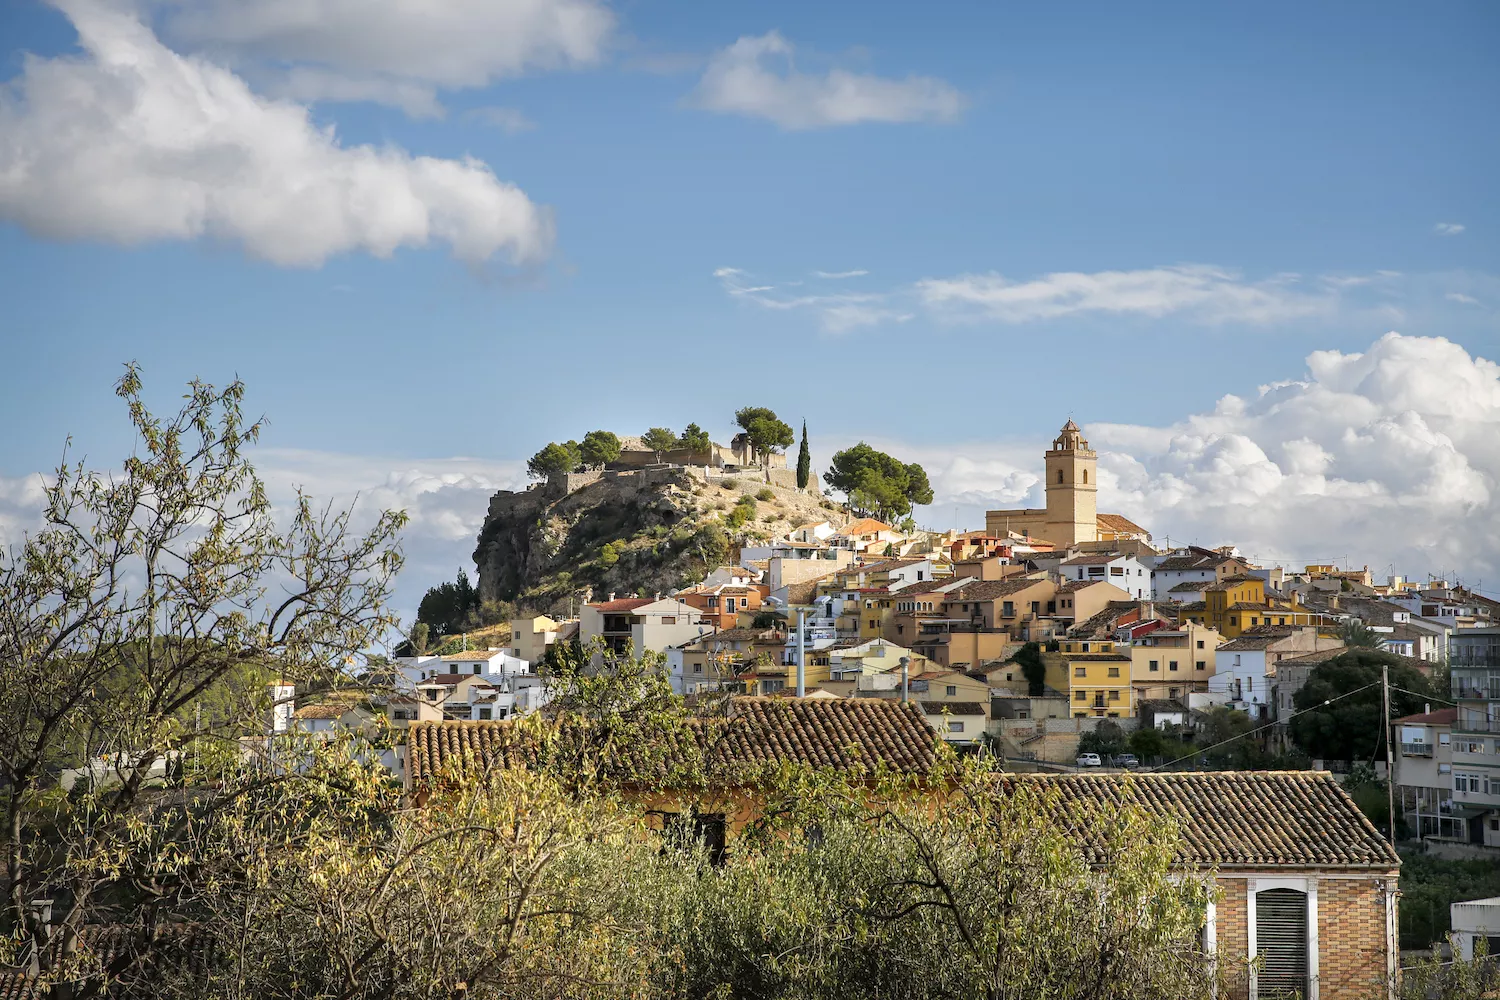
<box><xmin>1207</xmin><ymin>628</ymin><xmax>1344</xmax><ymax>722</ymax></box>
<box><xmin>1055</xmin><ymin>554</ymin><xmax>1151</xmax><ymax>600</ymax></box>
<box><xmin>1451</xmin><ymin>897</ymin><xmax>1500</xmax><ymax>961</ymax></box>
<box><xmin>580</xmin><ymin>596</ymin><xmax>714</xmax><ymax>654</ymax></box>
<box><xmin>918</xmin><ymin>700</ymin><xmax>987</xmax><ymax>747</ymax></box>
<box><xmin>395</xmin><ymin>648</ymin><xmax>530</xmax><ymax>689</ymax></box>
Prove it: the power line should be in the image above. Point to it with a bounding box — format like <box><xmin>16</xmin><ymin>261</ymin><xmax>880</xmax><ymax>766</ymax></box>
<box><xmin>1145</xmin><ymin>681</ymin><xmax>1382</xmax><ymax>773</ymax></box>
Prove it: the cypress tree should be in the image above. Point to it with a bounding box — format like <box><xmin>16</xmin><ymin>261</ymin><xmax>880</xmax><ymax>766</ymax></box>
<box><xmin>796</xmin><ymin>421</ymin><xmax>811</xmax><ymax>489</ymax></box>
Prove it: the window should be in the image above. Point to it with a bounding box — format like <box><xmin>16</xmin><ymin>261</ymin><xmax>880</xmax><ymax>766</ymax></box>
<box><xmin>478</xmin><ymin>708</ymin><xmax>492</xmax><ymax>721</ymax></box>
<box><xmin>1169</xmin><ymin>660</ymin><xmax>1179</xmax><ymax>672</ymax></box>
<box><xmin>692</xmin><ymin>663</ymin><xmax>702</xmax><ymax>674</ymax></box>
<box><xmin>1230</xmin><ymin>617</ymin><xmax>1238</xmax><ymax>627</ymax></box>
<box><xmin>1250</xmin><ymin>617</ymin><xmax>1258</xmax><ymax>626</ymax></box>
<box><xmin>869</xmin><ymin>620</ymin><xmax>877</xmax><ymax>629</ymax></box>
<box><xmin>1074</xmin><ymin>666</ymin><xmax>1086</xmax><ymax>677</ymax></box>
<box><xmin>1456</xmin><ymin>773</ymin><xmax>1483</xmax><ymax>792</ymax></box>
<box><xmin>1149</xmin><ymin>660</ymin><xmax>1159</xmax><ymax>672</ymax></box>
<box><xmin>1082</xmin><ymin>642</ymin><xmax>1091</xmax><ymax>652</ymax></box>
<box><xmin>1169</xmin><ymin>687</ymin><xmax>1179</xmax><ymax>699</ymax></box>
<box><xmin>946</xmin><ymin>685</ymin><xmax>958</xmax><ymax>696</ymax></box>
<box><xmin>917</xmin><ymin>571</ymin><xmax>924</xmax><ymax>581</ymax></box>
<box><xmin>1031</xmin><ymin>601</ymin><xmax>1041</xmax><ymax>614</ymax></box>
<box><xmin>662</xmin><ymin>615</ymin><xmax>677</xmax><ymax>625</ymax></box>
<box><xmin>1074</xmin><ymin>691</ymin><xmax>1086</xmax><ymax>702</ymax></box>
<box><xmin>1057</xmin><ymin>469</ymin><xmax>1064</xmax><ymax>484</ymax></box>
<box><xmin>1107</xmin><ymin>667</ymin><xmax>1120</xmax><ymax>678</ymax></box>
<box><xmin>662</xmin><ymin>812</ymin><xmax>728</xmax><ymax>867</ymax></box>
<box><xmin>1002</xmin><ymin>601</ymin><xmax>1015</xmax><ymax>618</ymax></box>
<box><xmin>947</xmin><ymin>721</ymin><xmax>963</xmax><ymax>733</ymax></box>
<box><xmin>1108</xmin><ymin>689</ymin><xmax>1120</xmax><ymax>701</ymax></box>
<box><xmin>1256</xmin><ymin>888</ymin><xmax>1309</xmax><ymax>998</ymax></box>
<box><xmin>1110</xmin><ymin>566</ymin><xmax>1124</xmax><ymax>576</ymax></box>
<box><xmin>1083</xmin><ymin>469</ymin><xmax>1089</xmax><ymax>484</ymax></box>
<box><xmin>472</xmin><ymin>665</ymin><xmax>481</xmax><ymax>675</ymax></box>
<box><xmin>1197</xmin><ymin>640</ymin><xmax>1205</xmax><ymax>649</ymax></box>
<box><xmin>1196</xmin><ymin>660</ymin><xmax>1206</xmax><ymax>671</ymax></box>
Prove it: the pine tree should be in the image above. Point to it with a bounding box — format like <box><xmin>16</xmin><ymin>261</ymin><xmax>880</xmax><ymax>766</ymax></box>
<box><xmin>796</xmin><ymin>420</ymin><xmax>811</xmax><ymax>489</ymax></box>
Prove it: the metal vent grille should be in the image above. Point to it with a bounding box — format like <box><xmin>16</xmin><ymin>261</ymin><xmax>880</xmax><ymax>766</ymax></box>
<box><xmin>1256</xmin><ymin>887</ymin><xmax>1308</xmax><ymax>998</ymax></box>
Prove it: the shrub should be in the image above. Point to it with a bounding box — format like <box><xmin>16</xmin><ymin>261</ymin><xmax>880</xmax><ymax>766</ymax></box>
<box><xmin>721</xmin><ymin>480</ymin><xmax>739</xmax><ymax>490</ymax></box>
<box><xmin>756</xmin><ymin>488</ymin><xmax>775</xmax><ymax>501</ymax></box>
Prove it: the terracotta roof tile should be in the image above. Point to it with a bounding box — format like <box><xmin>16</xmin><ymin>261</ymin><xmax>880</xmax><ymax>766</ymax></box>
<box><xmin>589</xmin><ymin>598</ymin><xmax>654</xmax><ymax>613</ymax></box>
<box><xmin>0</xmin><ymin>974</ymin><xmax>41</xmax><ymax>1000</ymax></box>
<box><xmin>405</xmin><ymin>697</ymin><xmax>940</xmax><ymax>786</ymax></box>
<box><xmin>1096</xmin><ymin>513</ymin><xmax>1149</xmax><ymax>535</ymax></box>
<box><xmin>998</xmin><ymin>771</ymin><xmax>1398</xmax><ymax>870</ymax></box>
<box><xmin>1393</xmin><ymin>707</ymin><xmax>1457</xmax><ymax>725</ymax></box>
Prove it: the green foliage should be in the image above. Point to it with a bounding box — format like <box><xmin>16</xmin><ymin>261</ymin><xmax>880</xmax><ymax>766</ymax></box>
<box><xmin>724</xmin><ymin>496</ymin><xmax>756</xmax><ymax>530</ymax></box>
<box><xmin>526</xmin><ymin>440</ymin><xmax>581</xmax><ymax>480</ymax></box>
<box><xmin>796</xmin><ymin>420</ymin><xmax>811</xmax><ymax>489</ymax></box>
<box><xmin>824</xmin><ymin>442</ymin><xmax>935</xmax><ymax>522</ymax></box>
<box><xmin>1195</xmin><ymin>706</ymin><xmax>1267</xmax><ymax>768</ymax></box>
<box><xmin>642</xmin><ymin>426</ymin><xmax>678</xmax><ymax>456</ymax></box>
<box><xmin>1338</xmin><ymin>617</ymin><xmax>1383</xmax><ymax>648</ymax></box>
<box><xmin>1399</xmin><ymin>852</ymin><xmax>1500</xmax><ymax>950</ymax></box>
<box><xmin>677</xmin><ymin>422</ymin><xmax>711</xmax><ymax>454</ymax></box>
<box><xmin>734</xmin><ymin>406</ymin><xmax>795</xmax><ymax>464</ymax></box>
<box><xmin>598</xmin><ymin>540</ymin><xmax>621</xmax><ymax>566</ymax></box>
<box><xmin>417</xmin><ymin>568</ymin><xmax>480</xmax><ymax>634</ymax></box>
<box><xmin>1010</xmin><ymin>641</ymin><xmax>1047</xmax><ymax>697</ymax></box>
<box><xmin>1289</xmin><ymin>649</ymin><xmax>1433</xmax><ymax>762</ymax></box>
<box><xmin>578</xmin><ymin>429</ymin><xmax>621</xmax><ymax>468</ymax></box>
<box><xmin>408</xmin><ymin>622</ymin><xmax>430</xmax><ymax>656</ymax></box>
<box><xmin>1078</xmin><ymin>719</ymin><xmax>1128</xmax><ymax>758</ymax></box>
<box><xmin>756</xmin><ymin>487</ymin><xmax>776</xmax><ymax>501</ymax></box>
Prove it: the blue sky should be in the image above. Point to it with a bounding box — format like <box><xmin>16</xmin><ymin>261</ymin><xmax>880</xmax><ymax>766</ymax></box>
<box><xmin>2</xmin><ymin>0</ymin><xmax>1498</xmax><ymax>612</ymax></box>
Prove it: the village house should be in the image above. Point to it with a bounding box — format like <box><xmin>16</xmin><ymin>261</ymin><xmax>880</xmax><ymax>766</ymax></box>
<box><xmin>674</xmin><ymin>579</ymin><xmax>767</xmax><ymax>630</ymax></box>
<box><xmin>1150</xmin><ymin>545</ymin><xmax>1255</xmax><ymax>600</ymax></box>
<box><xmin>940</xmin><ymin>577</ymin><xmax>1057</xmax><ymax>638</ymax></box>
<box><xmin>1049</xmin><ymin>637</ymin><xmax>1135</xmax><ymax>719</ymax></box>
<box><xmin>406</xmin><ymin>705</ymin><xmax>1400</xmax><ymax>1000</ymax></box>
<box><xmin>1055</xmin><ymin>553</ymin><xmax>1152</xmax><ymax>600</ymax></box>
<box><xmin>580</xmin><ymin>596</ymin><xmax>714</xmax><ymax>654</ymax></box>
<box><xmin>1208</xmin><ymin>628</ymin><xmax>1345</xmax><ymax>722</ymax></box>
<box><xmin>509</xmin><ymin>615</ymin><xmax>563</xmax><ymax>663</ymax></box>
<box><xmin>1179</xmin><ymin>576</ymin><xmax>1333</xmax><ymax>639</ymax></box>
<box><xmin>1051</xmin><ymin>578</ymin><xmax>1131</xmax><ymax>631</ymax></box>
<box><xmin>1388</xmin><ymin>707</ymin><xmax>1464</xmax><ymax>842</ymax></box>
<box><xmin>1130</xmin><ymin>621</ymin><xmax>1225</xmax><ymax>705</ymax></box>
<box><xmin>918</xmin><ymin>700</ymin><xmax>988</xmax><ymax>747</ymax></box>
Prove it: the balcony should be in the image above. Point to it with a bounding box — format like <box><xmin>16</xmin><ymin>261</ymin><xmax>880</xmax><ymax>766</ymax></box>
<box><xmin>1454</xmin><ymin>716</ymin><xmax>1500</xmax><ymax>734</ymax></box>
<box><xmin>1453</xmin><ymin>684</ymin><xmax>1499</xmax><ymax>701</ymax></box>
<box><xmin>1400</xmin><ymin>743</ymin><xmax>1434</xmax><ymax>757</ymax></box>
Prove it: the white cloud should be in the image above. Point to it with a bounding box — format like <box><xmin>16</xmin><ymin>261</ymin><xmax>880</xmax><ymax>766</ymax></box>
<box><xmin>908</xmin><ymin>332</ymin><xmax>1500</xmax><ymax>583</ymax></box>
<box><xmin>1447</xmin><ymin>292</ymin><xmax>1479</xmax><ymax>305</ymax></box>
<box><xmin>162</xmin><ymin>0</ymin><xmax>613</xmax><ymax>111</ymax></box>
<box><xmin>1434</xmin><ymin>222</ymin><xmax>1466</xmax><ymax>236</ymax></box>
<box><xmin>270</xmin><ymin>67</ymin><xmax>444</xmax><ymax>118</ymax></box>
<box><xmin>916</xmin><ymin>265</ymin><xmax>1334</xmax><ymax>324</ymax></box>
<box><xmin>0</xmin><ymin>0</ymin><xmax>554</xmax><ymax>267</ymax></box>
<box><xmin>464</xmin><ymin>106</ymin><xmax>537</xmax><ymax>133</ymax></box>
<box><xmin>715</xmin><ymin>266</ymin><xmax>909</xmax><ymax>332</ymax></box>
<box><xmin>689</xmin><ymin>31</ymin><xmax>964</xmax><ymax>129</ymax></box>
<box><xmin>814</xmin><ymin>269</ymin><xmax>868</xmax><ymax>279</ymax></box>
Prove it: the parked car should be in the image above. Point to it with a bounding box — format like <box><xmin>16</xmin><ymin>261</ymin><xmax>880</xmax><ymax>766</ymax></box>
<box><xmin>1075</xmin><ymin>752</ymin><xmax>1102</xmax><ymax>768</ymax></box>
<box><xmin>1113</xmin><ymin>753</ymin><xmax>1140</xmax><ymax>769</ymax></box>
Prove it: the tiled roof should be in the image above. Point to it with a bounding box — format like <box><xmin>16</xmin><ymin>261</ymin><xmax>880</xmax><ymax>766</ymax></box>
<box><xmin>589</xmin><ymin>598</ymin><xmax>654</xmax><ymax>613</ymax></box>
<box><xmin>1097</xmin><ymin>512</ymin><xmax>1149</xmax><ymax>535</ymax></box>
<box><xmin>1217</xmin><ymin>631</ymin><xmax>1303</xmax><ymax>651</ymax></box>
<box><xmin>406</xmin><ymin>697</ymin><xmax>940</xmax><ymax>786</ymax></box>
<box><xmin>439</xmin><ymin>649</ymin><xmax>505</xmax><ymax>661</ymax></box>
<box><xmin>420</xmin><ymin>673</ymin><xmax>468</xmax><ymax>685</ymax></box>
<box><xmin>999</xmin><ymin>771</ymin><xmax>1398</xmax><ymax>870</ymax></box>
<box><xmin>942</xmin><ymin>578</ymin><xmax>1046</xmax><ymax>602</ymax></box>
<box><xmin>918</xmin><ymin>701</ymin><xmax>987</xmax><ymax>716</ymax></box>
<box><xmin>1056</xmin><ymin>579</ymin><xmax>1114</xmax><ymax>594</ymax></box>
<box><xmin>293</xmin><ymin>702</ymin><xmax>359</xmax><ymax>720</ymax></box>
<box><xmin>0</xmin><ymin>974</ymin><xmax>41</xmax><ymax>1000</ymax></box>
<box><xmin>1168</xmin><ymin>581</ymin><xmax>1212</xmax><ymax>593</ymax></box>
<box><xmin>1393</xmin><ymin>707</ymin><xmax>1457</xmax><ymax>725</ymax></box>
<box><xmin>1060</xmin><ymin>554</ymin><xmax>1124</xmax><ymax>566</ymax></box>
<box><xmin>838</xmin><ymin>518</ymin><xmax>896</xmax><ymax>536</ymax></box>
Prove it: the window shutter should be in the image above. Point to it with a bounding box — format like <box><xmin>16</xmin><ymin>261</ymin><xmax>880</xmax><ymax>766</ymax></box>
<box><xmin>1256</xmin><ymin>888</ymin><xmax>1308</xmax><ymax>997</ymax></box>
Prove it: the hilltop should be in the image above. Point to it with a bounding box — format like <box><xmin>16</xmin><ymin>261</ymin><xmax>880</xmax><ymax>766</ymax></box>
<box><xmin>472</xmin><ymin>466</ymin><xmax>843</xmax><ymax>615</ymax></box>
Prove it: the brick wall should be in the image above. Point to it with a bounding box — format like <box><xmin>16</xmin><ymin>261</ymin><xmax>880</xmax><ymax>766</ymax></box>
<box><xmin>1318</xmin><ymin>876</ymin><xmax>1393</xmax><ymax>1000</ymax></box>
<box><xmin>1213</xmin><ymin>873</ymin><xmax>1395</xmax><ymax>1000</ymax></box>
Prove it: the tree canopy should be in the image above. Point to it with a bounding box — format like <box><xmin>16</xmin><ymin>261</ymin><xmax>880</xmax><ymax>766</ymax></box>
<box><xmin>677</xmin><ymin>423</ymin><xmax>711</xmax><ymax>454</ymax></box>
<box><xmin>1290</xmin><ymin>649</ymin><xmax>1434</xmax><ymax>763</ymax></box>
<box><xmin>526</xmin><ymin>440</ymin><xmax>581</xmax><ymax>480</ymax></box>
<box><xmin>417</xmin><ymin>568</ymin><xmax>481</xmax><ymax>634</ymax></box>
<box><xmin>796</xmin><ymin>420</ymin><xmax>811</xmax><ymax>489</ymax></box>
<box><xmin>642</xmin><ymin>426</ymin><xmax>678</xmax><ymax>456</ymax></box>
<box><xmin>823</xmin><ymin>442</ymin><xmax>935</xmax><ymax>522</ymax></box>
<box><xmin>579</xmin><ymin>429</ymin><xmax>621</xmax><ymax>468</ymax></box>
<box><xmin>734</xmin><ymin>406</ymin><xmax>795</xmax><ymax>464</ymax></box>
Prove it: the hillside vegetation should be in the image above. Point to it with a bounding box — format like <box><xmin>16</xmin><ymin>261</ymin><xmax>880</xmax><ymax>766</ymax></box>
<box><xmin>473</xmin><ymin>469</ymin><xmax>843</xmax><ymax>616</ymax></box>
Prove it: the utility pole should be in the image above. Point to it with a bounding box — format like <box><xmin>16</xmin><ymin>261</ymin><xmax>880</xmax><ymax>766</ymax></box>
<box><xmin>1382</xmin><ymin>663</ymin><xmax>1396</xmax><ymax>844</ymax></box>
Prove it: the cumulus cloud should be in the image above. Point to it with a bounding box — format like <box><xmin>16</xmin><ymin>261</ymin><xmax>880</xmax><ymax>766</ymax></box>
<box><xmin>916</xmin><ymin>265</ymin><xmax>1334</xmax><ymax>324</ymax></box>
<box><xmin>689</xmin><ymin>31</ymin><xmax>964</xmax><ymax>129</ymax></box>
<box><xmin>814</xmin><ymin>269</ymin><xmax>868</xmax><ymax>279</ymax></box>
<box><xmin>161</xmin><ymin>0</ymin><xmax>613</xmax><ymax>112</ymax></box>
<box><xmin>1434</xmin><ymin>222</ymin><xmax>1466</xmax><ymax>236</ymax></box>
<box><xmin>910</xmin><ymin>332</ymin><xmax>1500</xmax><ymax>583</ymax></box>
<box><xmin>0</xmin><ymin>0</ymin><xmax>554</xmax><ymax>267</ymax></box>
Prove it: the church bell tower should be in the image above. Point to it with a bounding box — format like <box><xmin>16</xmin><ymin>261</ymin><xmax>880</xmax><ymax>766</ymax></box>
<box><xmin>1044</xmin><ymin>420</ymin><xmax>1098</xmax><ymax>546</ymax></box>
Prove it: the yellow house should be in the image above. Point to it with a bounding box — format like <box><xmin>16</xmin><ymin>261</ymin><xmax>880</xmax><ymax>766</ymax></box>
<box><xmin>1129</xmin><ymin>622</ymin><xmax>1225</xmax><ymax>703</ymax></box>
<box><xmin>1049</xmin><ymin>638</ymin><xmax>1134</xmax><ymax>719</ymax></box>
<box><xmin>509</xmin><ymin>615</ymin><xmax>561</xmax><ymax>663</ymax></box>
<box><xmin>1178</xmin><ymin>576</ymin><xmax>1333</xmax><ymax>638</ymax></box>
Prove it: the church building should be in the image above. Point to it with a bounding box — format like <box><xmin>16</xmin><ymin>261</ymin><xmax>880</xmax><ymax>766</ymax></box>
<box><xmin>984</xmin><ymin>420</ymin><xmax>1150</xmax><ymax>547</ymax></box>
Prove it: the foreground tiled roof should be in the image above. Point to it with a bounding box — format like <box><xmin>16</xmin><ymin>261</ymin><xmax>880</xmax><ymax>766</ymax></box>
<box><xmin>406</xmin><ymin>697</ymin><xmax>940</xmax><ymax>786</ymax></box>
<box><xmin>0</xmin><ymin>974</ymin><xmax>41</xmax><ymax>1000</ymax></box>
<box><xmin>1000</xmin><ymin>771</ymin><xmax>1398</xmax><ymax>870</ymax></box>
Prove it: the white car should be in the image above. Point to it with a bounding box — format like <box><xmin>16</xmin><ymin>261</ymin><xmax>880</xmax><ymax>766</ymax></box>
<box><xmin>1075</xmin><ymin>752</ymin><xmax>1103</xmax><ymax>768</ymax></box>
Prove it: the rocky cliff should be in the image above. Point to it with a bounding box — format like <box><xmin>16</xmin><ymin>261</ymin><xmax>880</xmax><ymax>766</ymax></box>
<box><xmin>472</xmin><ymin>468</ymin><xmax>841</xmax><ymax>615</ymax></box>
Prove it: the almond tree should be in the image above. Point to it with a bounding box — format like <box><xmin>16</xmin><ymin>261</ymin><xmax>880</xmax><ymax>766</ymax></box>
<box><xmin>0</xmin><ymin>367</ymin><xmax>405</xmax><ymax>995</ymax></box>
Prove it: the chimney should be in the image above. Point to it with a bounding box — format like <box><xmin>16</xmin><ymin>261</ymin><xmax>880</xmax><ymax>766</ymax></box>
<box><xmin>608</xmin><ymin>592</ymin><xmax>616</xmax><ymax>603</ymax></box>
<box><xmin>1424</xmin><ymin>703</ymin><xmax>1430</xmax><ymax>715</ymax></box>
